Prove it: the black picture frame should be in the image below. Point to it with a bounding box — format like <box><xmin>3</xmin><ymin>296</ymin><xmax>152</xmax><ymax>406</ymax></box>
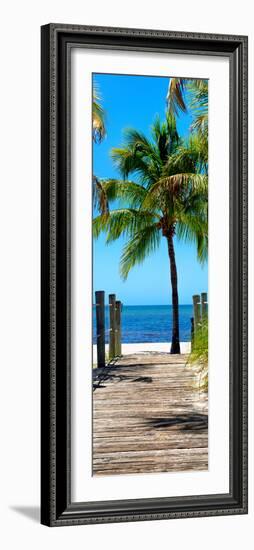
<box><xmin>41</xmin><ymin>23</ymin><xmax>248</xmax><ymax>526</ymax></box>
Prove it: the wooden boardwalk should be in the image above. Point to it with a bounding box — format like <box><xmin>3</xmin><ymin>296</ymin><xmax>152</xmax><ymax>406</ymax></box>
<box><xmin>93</xmin><ymin>352</ymin><xmax>208</xmax><ymax>476</ymax></box>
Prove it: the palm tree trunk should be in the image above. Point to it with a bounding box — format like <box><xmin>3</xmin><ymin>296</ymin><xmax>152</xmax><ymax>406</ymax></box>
<box><xmin>167</xmin><ymin>234</ymin><xmax>180</xmax><ymax>354</ymax></box>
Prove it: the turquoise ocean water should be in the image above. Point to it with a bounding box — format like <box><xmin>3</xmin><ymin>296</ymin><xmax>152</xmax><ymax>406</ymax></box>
<box><xmin>93</xmin><ymin>304</ymin><xmax>193</xmax><ymax>344</ymax></box>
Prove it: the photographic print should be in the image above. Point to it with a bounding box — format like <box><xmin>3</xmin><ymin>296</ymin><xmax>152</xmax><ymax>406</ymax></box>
<box><xmin>41</xmin><ymin>24</ymin><xmax>247</xmax><ymax>526</ymax></box>
<box><xmin>92</xmin><ymin>73</ymin><xmax>209</xmax><ymax>476</ymax></box>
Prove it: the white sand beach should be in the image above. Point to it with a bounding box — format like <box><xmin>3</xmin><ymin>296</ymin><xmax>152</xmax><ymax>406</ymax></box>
<box><xmin>93</xmin><ymin>341</ymin><xmax>191</xmax><ymax>362</ymax></box>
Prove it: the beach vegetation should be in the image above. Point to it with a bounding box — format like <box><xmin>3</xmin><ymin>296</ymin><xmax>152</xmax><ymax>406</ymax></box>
<box><xmin>188</xmin><ymin>318</ymin><xmax>208</xmax><ymax>390</ymax></box>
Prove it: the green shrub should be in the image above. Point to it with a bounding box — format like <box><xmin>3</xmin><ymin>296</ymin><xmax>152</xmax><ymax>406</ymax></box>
<box><xmin>188</xmin><ymin>318</ymin><xmax>208</xmax><ymax>391</ymax></box>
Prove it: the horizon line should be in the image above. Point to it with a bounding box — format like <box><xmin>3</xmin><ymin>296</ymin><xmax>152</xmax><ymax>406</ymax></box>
<box><xmin>93</xmin><ymin>303</ymin><xmax>195</xmax><ymax>307</ymax></box>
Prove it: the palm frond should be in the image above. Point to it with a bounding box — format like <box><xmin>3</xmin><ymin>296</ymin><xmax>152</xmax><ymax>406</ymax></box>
<box><xmin>171</xmin><ymin>134</ymin><xmax>208</xmax><ymax>172</ymax></box>
<box><xmin>122</xmin><ymin>128</ymin><xmax>158</xmax><ymax>155</ymax></box>
<box><xmin>92</xmin><ymin>83</ymin><xmax>106</xmax><ymax>143</ymax></box>
<box><xmin>111</xmin><ymin>147</ymin><xmax>155</xmax><ymax>183</ymax></box>
<box><xmin>196</xmin><ymin>232</ymin><xmax>208</xmax><ymax>263</ymax></box>
<box><xmin>177</xmin><ymin>208</ymin><xmax>208</xmax><ymax>264</ymax></box>
<box><xmin>100</xmin><ymin>179</ymin><xmax>147</xmax><ymax>207</ymax></box>
<box><xmin>93</xmin><ymin>208</ymin><xmax>159</xmax><ymax>243</ymax></box>
<box><xmin>167</xmin><ymin>78</ymin><xmax>188</xmax><ymax>115</ymax></box>
<box><xmin>191</xmin><ymin>114</ymin><xmax>208</xmax><ymax>134</ymax></box>
<box><xmin>93</xmin><ymin>175</ymin><xmax>109</xmax><ymax>215</ymax></box>
<box><xmin>143</xmin><ymin>174</ymin><xmax>208</xmax><ymax>206</ymax></box>
<box><xmin>111</xmin><ymin>128</ymin><xmax>162</xmax><ymax>182</ymax></box>
<box><xmin>167</xmin><ymin>78</ymin><xmax>208</xmax><ymax>140</ymax></box>
<box><xmin>120</xmin><ymin>224</ymin><xmax>161</xmax><ymax>279</ymax></box>
<box><xmin>188</xmin><ymin>80</ymin><xmax>208</xmax><ymax>135</ymax></box>
<box><xmin>151</xmin><ymin>113</ymin><xmax>179</xmax><ymax>160</ymax></box>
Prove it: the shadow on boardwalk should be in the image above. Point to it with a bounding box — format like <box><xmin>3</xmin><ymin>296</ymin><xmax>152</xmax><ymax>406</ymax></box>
<box><xmin>147</xmin><ymin>414</ymin><xmax>208</xmax><ymax>431</ymax></box>
<box><xmin>93</xmin><ymin>352</ymin><xmax>208</xmax><ymax>476</ymax></box>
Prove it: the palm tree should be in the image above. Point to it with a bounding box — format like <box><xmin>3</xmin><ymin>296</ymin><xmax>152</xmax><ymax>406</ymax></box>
<box><xmin>92</xmin><ymin>83</ymin><xmax>109</xmax><ymax>214</ymax></box>
<box><xmin>93</xmin><ymin>114</ymin><xmax>208</xmax><ymax>354</ymax></box>
<box><xmin>167</xmin><ymin>78</ymin><xmax>208</xmax><ymax>134</ymax></box>
<box><xmin>92</xmin><ymin>83</ymin><xmax>106</xmax><ymax>144</ymax></box>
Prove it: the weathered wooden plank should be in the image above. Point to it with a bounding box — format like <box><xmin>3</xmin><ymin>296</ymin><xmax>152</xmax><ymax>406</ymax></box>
<box><xmin>92</xmin><ymin>352</ymin><xmax>208</xmax><ymax>476</ymax></box>
<box><xmin>94</xmin><ymin>441</ymin><xmax>208</xmax><ymax>453</ymax></box>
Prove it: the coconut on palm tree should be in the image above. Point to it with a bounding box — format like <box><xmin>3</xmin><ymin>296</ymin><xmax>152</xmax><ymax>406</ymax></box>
<box><xmin>93</xmin><ymin>114</ymin><xmax>208</xmax><ymax>354</ymax></box>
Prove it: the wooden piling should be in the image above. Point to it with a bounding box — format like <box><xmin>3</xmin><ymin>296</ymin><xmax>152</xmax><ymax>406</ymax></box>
<box><xmin>190</xmin><ymin>317</ymin><xmax>194</xmax><ymax>351</ymax></box>
<box><xmin>115</xmin><ymin>300</ymin><xmax>122</xmax><ymax>357</ymax></box>
<box><xmin>201</xmin><ymin>292</ymin><xmax>208</xmax><ymax>319</ymax></box>
<box><xmin>95</xmin><ymin>291</ymin><xmax>105</xmax><ymax>368</ymax></box>
<box><xmin>109</xmin><ymin>294</ymin><xmax>116</xmax><ymax>360</ymax></box>
<box><xmin>192</xmin><ymin>294</ymin><xmax>201</xmax><ymax>329</ymax></box>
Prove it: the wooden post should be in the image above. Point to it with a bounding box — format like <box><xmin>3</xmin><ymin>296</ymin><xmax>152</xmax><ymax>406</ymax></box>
<box><xmin>201</xmin><ymin>292</ymin><xmax>208</xmax><ymax>319</ymax></box>
<box><xmin>95</xmin><ymin>291</ymin><xmax>105</xmax><ymax>368</ymax></box>
<box><xmin>119</xmin><ymin>302</ymin><xmax>122</xmax><ymax>356</ymax></box>
<box><xmin>109</xmin><ymin>294</ymin><xmax>116</xmax><ymax>360</ymax></box>
<box><xmin>115</xmin><ymin>300</ymin><xmax>122</xmax><ymax>357</ymax></box>
<box><xmin>190</xmin><ymin>317</ymin><xmax>194</xmax><ymax>351</ymax></box>
<box><xmin>192</xmin><ymin>294</ymin><xmax>201</xmax><ymax>329</ymax></box>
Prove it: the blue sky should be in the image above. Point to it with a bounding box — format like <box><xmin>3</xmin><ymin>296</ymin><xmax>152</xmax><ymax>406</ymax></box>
<box><xmin>93</xmin><ymin>73</ymin><xmax>208</xmax><ymax>306</ymax></box>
